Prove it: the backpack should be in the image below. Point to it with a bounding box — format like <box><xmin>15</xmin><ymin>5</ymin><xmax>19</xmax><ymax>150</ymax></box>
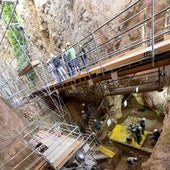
<box><xmin>53</xmin><ymin>57</ymin><xmax>60</xmax><ymax>68</ymax></box>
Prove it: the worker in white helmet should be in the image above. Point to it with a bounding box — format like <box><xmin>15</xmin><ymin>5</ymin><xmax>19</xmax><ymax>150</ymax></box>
<box><xmin>152</xmin><ymin>129</ymin><xmax>160</xmax><ymax>141</ymax></box>
<box><xmin>127</xmin><ymin>157</ymin><xmax>138</xmax><ymax>169</ymax></box>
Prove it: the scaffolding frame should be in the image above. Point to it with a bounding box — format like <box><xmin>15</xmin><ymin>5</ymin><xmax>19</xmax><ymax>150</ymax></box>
<box><xmin>0</xmin><ymin>120</ymin><xmax>100</xmax><ymax>170</ymax></box>
<box><xmin>0</xmin><ymin>1</ymin><xmax>169</xmax><ymax>169</ymax></box>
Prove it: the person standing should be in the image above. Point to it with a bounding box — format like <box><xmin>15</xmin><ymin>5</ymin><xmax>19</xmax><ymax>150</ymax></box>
<box><xmin>66</xmin><ymin>42</ymin><xmax>81</xmax><ymax>74</ymax></box>
<box><xmin>140</xmin><ymin>118</ymin><xmax>146</xmax><ymax>135</ymax></box>
<box><xmin>46</xmin><ymin>58</ymin><xmax>61</xmax><ymax>83</ymax></box>
<box><xmin>135</xmin><ymin>126</ymin><xmax>141</xmax><ymax>144</ymax></box>
<box><xmin>94</xmin><ymin>119</ymin><xmax>101</xmax><ymax>130</ymax></box>
<box><xmin>79</xmin><ymin>44</ymin><xmax>89</xmax><ymax>71</ymax></box>
<box><xmin>52</xmin><ymin>54</ymin><xmax>69</xmax><ymax>81</ymax></box>
<box><xmin>61</xmin><ymin>49</ymin><xmax>74</xmax><ymax>77</ymax></box>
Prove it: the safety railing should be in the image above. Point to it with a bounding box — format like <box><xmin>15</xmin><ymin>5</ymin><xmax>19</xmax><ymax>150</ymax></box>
<box><xmin>0</xmin><ymin>120</ymin><xmax>84</xmax><ymax>170</ymax></box>
<box><xmin>25</xmin><ymin>2</ymin><xmax>170</xmax><ymax>94</ymax></box>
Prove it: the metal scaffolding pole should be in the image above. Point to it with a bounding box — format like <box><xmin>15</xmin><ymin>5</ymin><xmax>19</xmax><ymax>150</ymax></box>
<box><xmin>151</xmin><ymin>0</ymin><xmax>155</xmax><ymax>66</ymax></box>
<box><xmin>1</xmin><ymin>0</ymin><xmax>17</xmax><ymax>2</ymax></box>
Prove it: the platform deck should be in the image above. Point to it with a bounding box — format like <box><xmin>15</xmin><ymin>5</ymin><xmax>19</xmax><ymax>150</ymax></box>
<box><xmin>109</xmin><ymin>124</ymin><xmax>148</xmax><ymax>148</ymax></box>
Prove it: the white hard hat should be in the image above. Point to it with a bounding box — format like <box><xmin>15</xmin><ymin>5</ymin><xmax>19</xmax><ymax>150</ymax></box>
<box><xmin>142</xmin><ymin>118</ymin><xmax>146</xmax><ymax>120</ymax></box>
<box><xmin>62</xmin><ymin>49</ymin><xmax>65</xmax><ymax>52</ymax></box>
<box><xmin>134</xmin><ymin>157</ymin><xmax>138</xmax><ymax>161</ymax></box>
<box><xmin>81</xmin><ymin>110</ymin><xmax>85</xmax><ymax>114</ymax></box>
<box><xmin>82</xmin><ymin>103</ymin><xmax>86</xmax><ymax>106</ymax></box>
<box><xmin>94</xmin><ymin>119</ymin><xmax>97</xmax><ymax>122</ymax></box>
<box><xmin>154</xmin><ymin>129</ymin><xmax>158</xmax><ymax>132</ymax></box>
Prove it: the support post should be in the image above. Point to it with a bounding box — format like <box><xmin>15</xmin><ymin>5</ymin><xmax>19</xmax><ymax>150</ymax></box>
<box><xmin>151</xmin><ymin>0</ymin><xmax>155</xmax><ymax>66</ymax></box>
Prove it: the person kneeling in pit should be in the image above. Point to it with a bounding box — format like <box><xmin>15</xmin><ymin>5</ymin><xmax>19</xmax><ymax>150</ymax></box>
<box><xmin>127</xmin><ymin>157</ymin><xmax>138</xmax><ymax>169</ymax></box>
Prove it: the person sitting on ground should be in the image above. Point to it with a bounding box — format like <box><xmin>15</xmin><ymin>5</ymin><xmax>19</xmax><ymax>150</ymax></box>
<box><xmin>127</xmin><ymin>157</ymin><xmax>138</xmax><ymax>169</ymax></box>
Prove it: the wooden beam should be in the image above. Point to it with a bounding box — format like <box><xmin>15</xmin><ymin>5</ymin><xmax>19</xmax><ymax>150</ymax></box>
<box><xmin>33</xmin><ymin>160</ymin><xmax>46</xmax><ymax>170</ymax></box>
<box><xmin>110</xmin><ymin>84</ymin><xmax>160</xmax><ymax>95</ymax></box>
<box><xmin>18</xmin><ymin>60</ymin><xmax>41</xmax><ymax>76</ymax></box>
<box><xmin>118</xmin><ymin>58</ymin><xmax>170</xmax><ymax>77</ymax></box>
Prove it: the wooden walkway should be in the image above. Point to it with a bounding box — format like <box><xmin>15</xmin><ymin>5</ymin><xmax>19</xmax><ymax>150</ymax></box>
<box><xmin>32</xmin><ymin>36</ymin><xmax>170</xmax><ymax>95</ymax></box>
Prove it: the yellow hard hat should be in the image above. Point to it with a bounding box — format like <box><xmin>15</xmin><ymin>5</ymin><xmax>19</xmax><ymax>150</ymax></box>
<box><xmin>66</xmin><ymin>42</ymin><xmax>71</xmax><ymax>46</ymax></box>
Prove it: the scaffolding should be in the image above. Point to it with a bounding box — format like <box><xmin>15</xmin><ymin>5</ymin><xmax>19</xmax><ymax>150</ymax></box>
<box><xmin>0</xmin><ymin>0</ymin><xmax>170</xmax><ymax>169</ymax></box>
<box><xmin>0</xmin><ymin>120</ymin><xmax>100</xmax><ymax>170</ymax></box>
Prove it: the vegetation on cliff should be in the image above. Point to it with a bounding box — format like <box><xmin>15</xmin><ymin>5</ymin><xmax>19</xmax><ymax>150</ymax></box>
<box><xmin>2</xmin><ymin>2</ymin><xmax>28</xmax><ymax>70</ymax></box>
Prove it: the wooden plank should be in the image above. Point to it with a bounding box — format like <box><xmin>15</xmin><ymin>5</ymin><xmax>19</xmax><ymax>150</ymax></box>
<box><xmin>90</xmin><ymin>66</ymin><xmax>103</xmax><ymax>75</ymax></box>
<box><xmin>118</xmin><ymin>58</ymin><xmax>170</xmax><ymax>76</ymax></box>
<box><xmin>53</xmin><ymin>140</ymin><xmax>83</xmax><ymax>169</ymax></box>
<box><xmin>105</xmin><ymin>53</ymin><xmax>144</xmax><ymax>71</ymax></box>
<box><xmin>157</xmin><ymin>43</ymin><xmax>170</xmax><ymax>53</ymax></box>
<box><xmin>123</xmin><ymin>44</ymin><xmax>146</xmax><ymax>55</ymax></box>
<box><xmin>74</xmin><ymin>72</ymin><xmax>88</xmax><ymax>79</ymax></box>
<box><xmin>33</xmin><ymin>160</ymin><xmax>46</xmax><ymax>170</ymax></box>
<box><xmin>18</xmin><ymin>60</ymin><xmax>40</xmax><ymax>76</ymax></box>
<box><xmin>43</xmin><ymin>136</ymin><xmax>66</xmax><ymax>157</ymax></box>
<box><xmin>98</xmin><ymin>145</ymin><xmax>115</xmax><ymax>158</ymax></box>
<box><xmin>46</xmin><ymin>137</ymin><xmax>74</xmax><ymax>162</ymax></box>
<box><xmin>164</xmin><ymin>34</ymin><xmax>170</xmax><ymax>40</ymax></box>
<box><xmin>89</xmin><ymin>53</ymin><xmax>124</xmax><ymax>75</ymax></box>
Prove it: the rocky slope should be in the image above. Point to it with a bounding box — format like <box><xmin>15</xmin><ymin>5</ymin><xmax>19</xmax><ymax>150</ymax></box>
<box><xmin>0</xmin><ymin>97</ymin><xmax>24</xmax><ymax>166</ymax></box>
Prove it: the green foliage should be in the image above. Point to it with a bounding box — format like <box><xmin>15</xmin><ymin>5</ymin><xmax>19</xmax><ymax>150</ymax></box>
<box><xmin>2</xmin><ymin>3</ymin><xmax>18</xmax><ymax>23</ymax></box>
<box><xmin>2</xmin><ymin>2</ymin><xmax>29</xmax><ymax>70</ymax></box>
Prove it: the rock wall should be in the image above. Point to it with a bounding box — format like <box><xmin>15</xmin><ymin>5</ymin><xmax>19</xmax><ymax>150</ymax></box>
<box><xmin>17</xmin><ymin>0</ymin><xmax>136</xmax><ymax>61</ymax></box>
<box><xmin>0</xmin><ymin>97</ymin><xmax>24</xmax><ymax>166</ymax></box>
<box><xmin>142</xmin><ymin>104</ymin><xmax>170</xmax><ymax>170</ymax></box>
<box><xmin>16</xmin><ymin>0</ymin><xmax>168</xmax><ymax>63</ymax></box>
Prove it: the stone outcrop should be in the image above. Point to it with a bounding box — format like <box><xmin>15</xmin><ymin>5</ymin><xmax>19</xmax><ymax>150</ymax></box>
<box><xmin>17</xmin><ymin>0</ymin><xmax>136</xmax><ymax>61</ymax></box>
<box><xmin>16</xmin><ymin>0</ymin><xmax>168</xmax><ymax>63</ymax></box>
<box><xmin>142</xmin><ymin>104</ymin><xmax>170</xmax><ymax>170</ymax></box>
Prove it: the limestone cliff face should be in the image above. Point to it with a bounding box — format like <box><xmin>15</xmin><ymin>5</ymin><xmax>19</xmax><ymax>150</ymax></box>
<box><xmin>16</xmin><ymin>0</ymin><xmax>168</xmax><ymax>61</ymax></box>
<box><xmin>17</xmin><ymin>0</ymin><xmax>134</xmax><ymax>60</ymax></box>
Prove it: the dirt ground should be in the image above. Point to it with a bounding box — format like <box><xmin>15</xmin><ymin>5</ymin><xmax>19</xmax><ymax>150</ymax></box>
<box><xmin>66</xmin><ymin>101</ymin><xmax>163</xmax><ymax>170</ymax></box>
